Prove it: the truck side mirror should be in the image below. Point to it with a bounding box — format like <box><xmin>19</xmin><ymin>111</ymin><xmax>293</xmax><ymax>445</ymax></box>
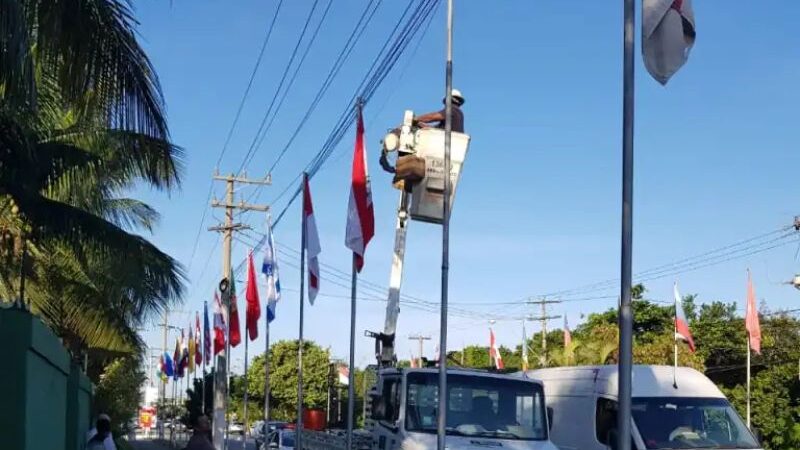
<box><xmin>546</xmin><ymin>407</ymin><xmax>554</xmax><ymax>431</ymax></box>
<box><xmin>371</xmin><ymin>396</ymin><xmax>386</xmax><ymax>421</ymax></box>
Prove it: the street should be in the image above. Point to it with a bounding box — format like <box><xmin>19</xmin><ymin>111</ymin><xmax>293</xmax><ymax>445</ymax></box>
<box><xmin>129</xmin><ymin>435</ymin><xmax>258</xmax><ymax>450</ymax></box>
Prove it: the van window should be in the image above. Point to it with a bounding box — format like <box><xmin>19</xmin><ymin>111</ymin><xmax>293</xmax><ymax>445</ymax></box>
<box><xmin>596</xmin><ymin>398</ymin><xmax>618</xmax><ymax>445</ymax></box>
<box><xmin>382</xmin><ymin>378</ymin><xmax>401</xmax><ymax>422</ymax></box>
<box><xmin>596</xmin><ymin>398</ymin><xmax>637</xmax><ymax>450</ymax></box>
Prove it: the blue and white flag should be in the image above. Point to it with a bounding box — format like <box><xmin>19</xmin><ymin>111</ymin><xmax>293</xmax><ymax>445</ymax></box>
<box><xmin>262</xmin><ymin>222</ymin><xmax>281</xmax><ymax>322</ymax></box>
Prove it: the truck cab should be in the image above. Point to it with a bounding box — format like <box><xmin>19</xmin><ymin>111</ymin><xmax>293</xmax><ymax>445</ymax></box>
<box><xmin>369</xmin><ymin>368</ymin><xmax>559</xmax><ymax>450</ymax></box>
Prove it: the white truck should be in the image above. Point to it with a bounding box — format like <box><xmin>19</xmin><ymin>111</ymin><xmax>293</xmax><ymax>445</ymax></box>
<box><xmin>527</xmin><ymin>365</ymin><xmax>762</xmax><ymax>450</ymax></box>
<box><xmin>298</xmin><ymin>112</ymin><xmax>559</xmax><ymax>450</ymax></box>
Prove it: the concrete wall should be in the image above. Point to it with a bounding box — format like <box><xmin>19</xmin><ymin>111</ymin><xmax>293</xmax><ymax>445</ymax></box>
<box><xmin>0</xmin><ymin>308</ymin><xmax>92</xmax><ymax>450</ymax></box>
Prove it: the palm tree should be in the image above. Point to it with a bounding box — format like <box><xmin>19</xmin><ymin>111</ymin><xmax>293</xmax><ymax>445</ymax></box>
<box><xmin>1</xmin><ymin>0</ymin><xmax>184</xmax><ymax>356</ymax></box>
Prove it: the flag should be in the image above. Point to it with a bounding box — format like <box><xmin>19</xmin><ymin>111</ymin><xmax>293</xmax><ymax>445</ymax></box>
<box><xmin>195</xmin><ymin>312</ymin><xmax>203</xmax><ymax>366</ymax></box>
<box><xmin>434</xmin><ymin>344</ymin><xmax>440</xmax><ymax>367</ymax></box>
<box><xmin>303</xmin><ymin>176</ymin><xmax>321</xmax><ymax>303</ymax></box>
<box><xmin>245</xmin><ymin>251</ymin><xmax>261</xmax><ymax>341</ymax></box>
<box><xmin>180</xmin><ymin>329</ymin><xmax>189</xmax><ymax>376</ymax></box>
<box><xmin>674</xmin><ymin>282</ymin><xmax>696</xmax><ymax>352</ymax></box>
<box><xmin>409</xmin><ymin>352</ymin><xmax>418</xmax><ymax>368</ymax></box>
<box><xmin>188</xmin><ymin>325</ymin><xmax>196</xmax><ymax>373</ymax></box>
<box><xmin>489</xmin><ymin>328</ymin><xmax>504</xmax><ymax>370</ymax></box>
<box><xmin>204</xmin><ymin>301</ymin><xmax>212</xmax><ymax>364</ymax></box>
<box><xmin>338</xmin><ymin>365</ymin><xmax>349</xmax><ymax>385</ymax></box>
<box><xmin>213</xmin><ymin>291</ymin><xmax>227</xmax><ymax>355</ymax></box>
<box><xmin>563</xmin><ymin>316</ymin><xmax>572</xmax><ymax>349</ymax></box>
<box><xmin>345</xmin><ymin>108</ymin><xmax>375</xmax><ymax>272</ymax></box>
<box><xmin>228</xmin><ymin>267</ymin><xmax>241</xmax><ymax>347</ymax></box>
<box><xmin>746</xmin><ymin>270</ymin><xmax>762</xmax><ymax>354</ymax></box>
<box><xmin>173</xmin><ymin>337</ymin><xmax>181</xmax><ymax>380</ymax></box>
<box><xmin>521</xmin><ymin>322</ymin><xmax>529</xmax><ymax>372</ymax></box>
<box><xmin>642</xmin><ymin>0</ymin><xmax>696</xmax><ymax>85</ymax></box>
<box><xmin>162</xmin><ymin>352</ymin><xmax>174</xmax><ymax>378</ymax></box>
<box><xmin>262</xmin><ymin>222</ymin><xmax>281</xmax><ymax>322</ymax></box>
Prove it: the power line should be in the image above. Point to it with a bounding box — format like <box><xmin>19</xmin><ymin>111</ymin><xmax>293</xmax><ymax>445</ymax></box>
<box><xmin>184</xmin><ymin>1</ymin><xmax>284</xmax><ymax>276</ymax></box>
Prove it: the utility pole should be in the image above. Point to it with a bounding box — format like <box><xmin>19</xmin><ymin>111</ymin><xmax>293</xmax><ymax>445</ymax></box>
<box><xmin>527</xmin><ymin>299</ymin><xmax>562</xmax><ymax>367</ymax></box>
<box><xmin>208</xmin><ymin>172</ymin><xmax>270</xmax><ymax>450</ymax></box>
<box><xmin>408</xmin><ymin>334</ymin><xmax>431</xmax><ymax>365</ymax></box>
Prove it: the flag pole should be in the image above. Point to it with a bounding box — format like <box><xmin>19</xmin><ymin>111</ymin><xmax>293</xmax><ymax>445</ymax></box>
<box><xmin>347</xmin><ymin>253</ymin><xmax>358</xmax><ymax>450</ymax></box>
<box><xmin>437</xmin><ymin>2</ymin><xmax>454</xmax><ymax>449</ymax></box>
<box><xmin>747</xmin><ymin>336</ymin><xmax>751</xmax><ymax>429</ymax></box>
<box><xmin>297</xmin><ymin>173</ymin><xmax>308</xmax><ymax>450</ymax></box>
<box><xmin>202</xmin><ymin>301</ymin><xmax>207</xmax><ymax>417</ymax></box>
<box><xmin>617</xmin><ymin>0</ymin><xmax>635</xmax><ymax>449</ymax></box>
<box><xmin>264</xmin><ymin>307</ymin><xmax>271</xmax><ymax>423</ymax></box>
<box><xmin>673</xmin><ymin>291</ymin><xmax>678</xmax><ymax>389</ymax></box>
<box><xmin>243</xmin><ymin>329</ymin><xmax>250</xmax><ymax>446</ymax></box>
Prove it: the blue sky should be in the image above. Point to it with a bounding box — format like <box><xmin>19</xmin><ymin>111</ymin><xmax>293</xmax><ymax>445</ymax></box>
<box><xmin>134</xmin><ymin>1</ymin><xmax>800</xmax><ymax>373</ymax></box>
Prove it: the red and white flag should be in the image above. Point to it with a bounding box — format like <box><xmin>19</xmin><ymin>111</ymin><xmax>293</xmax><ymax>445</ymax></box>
<box><xmin>746</xmin><ymin>270</ymin><xmax>761</xmax><ymax>354</ymax></box>
<box><xmin>563</xmin><ymin>316</ymin><xmax>572</xmax><ymax>349</ymax></box>
<box><xmin>642</xmin><ymin>0</ymin><xmax>696</xmax><ymax>85</ymax></box>
<box><xmin>213</xmin><ymin>292</ymin><xmax>226</xmax><ymax>355</ymax></box>
<box><xmin>345</xmin><ymin>108</ymin><xmax>375</xmax><ymax>272</ymax></box>
<box><xmin>245</xmin><ymin>251</ymin><xmax>261</xmax><ymax>341</ymax></box>
<box><xmin>303</xmin><ymin>176</ymin><xmax>321</xmax><ymax>304</ymax></box>
<box><xmin>489</xmin><ymin>328</ymin><xmax>504</xmax><ymax>370</ymax></box>
<box><xmin>674</xmin><ymin>282</ymin><xmax>696</xmax><ymax>352</ymax></box>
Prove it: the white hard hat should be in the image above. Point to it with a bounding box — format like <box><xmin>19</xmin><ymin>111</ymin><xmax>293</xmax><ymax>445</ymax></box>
<box><xmin>444</xmin><ymin>89</ymin><xmax>464</xmax><ymax>105</ymax></box>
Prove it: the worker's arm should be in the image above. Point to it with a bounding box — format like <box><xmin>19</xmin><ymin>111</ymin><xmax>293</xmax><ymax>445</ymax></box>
<box><xmin>414</xmin><ymin>110</ymin><xmax>444</xmax><ymax>127</ymax></box>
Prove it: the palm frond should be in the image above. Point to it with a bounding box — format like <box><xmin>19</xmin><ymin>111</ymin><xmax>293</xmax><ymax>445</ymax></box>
<box><xmin>0</xmin><ymin>0</ymin><xmax>36</xmax><ymax>106</ymax></box>
<box><xmin>33</xmin><ymin>0</ymin><xmax>169</xmax><ymax>139</ymax></box>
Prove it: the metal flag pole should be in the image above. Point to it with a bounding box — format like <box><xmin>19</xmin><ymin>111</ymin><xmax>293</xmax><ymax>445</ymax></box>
<box><xmin>747</xmin><ymin>336</ymin><xmax>751</xmax><ymax>428</ymax></box>
<box><xmin>264</xmin><ymin>302</ymin><xmax>271</xmax><ymax>423</ymax></box>
<box><xmin>346</xmin><ymin>253</ymin><xmax>358</xmax><ymax>450</ymax></box>
<box><xmin>243</xmin><ymin>330</ymin><xmax>250</xmax><ymax>446</ymax></box>
<box><xmin>617</xmin><ymin>0</ymin><xmax>635</xmax><ymax>449</ymax></box>
<box><xmin>297</xmin><ymin>173</ymin><xmax>309</xmax><ymax>450</ymax></box>
<box><xmin>437</xmin><ymin>1</ymin><xmax>454</xmax><ymax>450</ymax></box>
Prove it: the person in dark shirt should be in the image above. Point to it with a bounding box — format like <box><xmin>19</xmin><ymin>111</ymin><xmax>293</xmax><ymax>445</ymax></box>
<box><xmin>415</xmin><ymin>89</ymin><xmax>465</xmax><ymax>133</ymax></box>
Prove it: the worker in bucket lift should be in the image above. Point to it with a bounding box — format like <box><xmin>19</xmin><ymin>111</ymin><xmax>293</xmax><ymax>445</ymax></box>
<box><xmin>394</xmin><ymin>89</ymin><xmax>465</xmax><ymax>186</ymax></box>
<box><xmin>414</xmin><ymin>88</ymin><xmax>465</xmax><ymax>132</ymax></box>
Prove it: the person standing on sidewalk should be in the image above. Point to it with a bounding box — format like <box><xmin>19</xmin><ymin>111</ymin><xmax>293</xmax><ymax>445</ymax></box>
<box><xmin>184</xmin><ymin>416</ymin><xmax>214</xmax><ymax>450</ymax></box>
<box><xmin>86</xmin><ymin>414</ymin><xmax>117</xmax><ymax>450</ymax></box>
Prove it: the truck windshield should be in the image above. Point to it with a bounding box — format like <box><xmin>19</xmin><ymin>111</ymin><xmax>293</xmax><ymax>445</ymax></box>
<box><xmin>405</xmin><ymin>372</ymin><xmax>547</xmax><ymax>440</ymax></box>
<box><xmin>632</xmin><ymin>397</ymin><xmax>759</xmax><ymax>449</ymax></box>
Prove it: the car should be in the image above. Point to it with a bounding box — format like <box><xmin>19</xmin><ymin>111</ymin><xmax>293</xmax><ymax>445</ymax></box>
<box><xmin>229</xmin><ymin>422</ymin><xmax>245</xmax><ymax>434</ymax></box>
<box><xmin>255</xmin><ymin>421</ymin><xmax>289</xmax><ymax>449</ymax></box>
<box><xmin>264</xmin><ymin>429</ymin><xmax>295</xmax><ymax>450</ymax></box>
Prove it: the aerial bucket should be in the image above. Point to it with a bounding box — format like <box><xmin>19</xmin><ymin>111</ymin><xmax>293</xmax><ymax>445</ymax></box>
<box><xmin>408</xmin><ymin>128</ymin><xmax>470</xmax><ymax>224</ymax></box>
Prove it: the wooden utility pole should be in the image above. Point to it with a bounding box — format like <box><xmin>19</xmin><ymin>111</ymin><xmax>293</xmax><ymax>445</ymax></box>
<box><xmin>208</xmin><ymin>172</ymin><xmax>269</xmax><ymax>450</ymax></box>
<box><xmin>527</xmin><ymin>298</ymin><xmax>562</xmax><ymax>367</ymax></box>
<box><xmin>408</xmin><ymin>334</ymin><xmax>431</xmax><ymax>365</ymax></box>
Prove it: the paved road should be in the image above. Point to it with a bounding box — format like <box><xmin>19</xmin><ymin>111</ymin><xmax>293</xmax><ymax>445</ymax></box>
<box><xmin>129</xmin><ymin>436</ymin><xmax>258</xmax><ymax>450</ymax></box>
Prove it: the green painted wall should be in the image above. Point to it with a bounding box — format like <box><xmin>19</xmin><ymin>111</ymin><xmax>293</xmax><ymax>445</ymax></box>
<box><xmin>0</xmin><ymin>308</ymin><xmax>92</xmax><ymax>450</ymax></box>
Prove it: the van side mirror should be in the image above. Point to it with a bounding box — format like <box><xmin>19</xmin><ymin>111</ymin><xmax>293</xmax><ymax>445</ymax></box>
<box><xmin>371</xmin><ymin>396</ymin><xmax>386</xmax><ymax>421</ymax></box>
<box><xmin>546</xmin><ymin>407</ymin><xmax>554</xmax><ymax>431</ymax></box>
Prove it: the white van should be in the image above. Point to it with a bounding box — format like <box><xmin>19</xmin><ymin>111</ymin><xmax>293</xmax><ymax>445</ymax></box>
<box><xmin>526</xmin><ymin>365</ymin><xmax>761</xmax><ymax>450</ymax></box>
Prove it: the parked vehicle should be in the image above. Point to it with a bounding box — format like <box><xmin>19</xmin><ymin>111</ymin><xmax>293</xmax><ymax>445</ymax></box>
<box><xmin>264</xmin><ymin>429</ymin><xmax>296</xmax><ymax>450</ymax></box>
<box><xmin>229</xmin><ymin>422</ymin><xmax>245</xmax><ymax>435</ymax></box>
<box><xmin>255</xmin><ymin>421</ymin><xmax>289</xmax><ymax>449</ymax></box>
<box><xmin>527</xmin><ymin>365</ymin><xmax>762</xmax><ymax>450</ymax></box>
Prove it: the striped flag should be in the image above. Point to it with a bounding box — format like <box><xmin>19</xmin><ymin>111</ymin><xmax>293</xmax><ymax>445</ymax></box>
<box><xmin>489</xmin><ymin>328</ymin><xmax>504</xmax><ymax>370</ymax></box>
<box><xmin>195</xmin><ymin>312</ymin><xmax>203</xmax><ymax>366</ymax></box>
<box><xmin>345</xmin><ymin>107</ymin><xmax>375</xmax><ymax>272</ymax></box>
<box><xmin>746</xmin><ymin>270</ymin><xmax>761</xmax><ymax>354</ymax></box>
<box><xmin>228</xmin><ymin>267</ymin><xmax>241</xmax><ymax>347</ymax></box>
<box><xmin>213</xmin><ymin>292</ymin><xmax>227</xmax><ymax>355</ymax></box>
<box><xmin>563</xmin><ymin>316</ymin><xmax>572</xmax><ymax>349</ymax></box>
<box><xmin>262</xmin><ymin>222</ymin><xmax>281</xmax><ymax>322</ymax></box>
<box><xmin>674</xmin><ymin>282</ymin><xmax>696</xmax><ymax>352</ymax></box>
<box><xmin>188</xmin><ymin>326</ymin><xmax>196</xmax><ymax>373</ymax></box>
<box><xmin>642</xmin><ymin>0</ymin><xmax>696</xmax><ymax>84</ymax></box>
<box><xmin>303</xmin><ymin>176</ymin><xmax>321</xmax><ymax>304</ymax></box>
<box><xmin>203</xmin><ymin>301</ymin><xmax>211</xmax><ymax>364</ymax></box>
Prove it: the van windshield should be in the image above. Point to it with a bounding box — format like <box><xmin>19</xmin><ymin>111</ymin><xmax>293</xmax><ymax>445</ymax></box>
<box><xmin>632</xmin><ymin>397</ymin><xmax>759</xmax><ymax>449</ymax></box>
<box><xmin>406</xmin><ymin>372</ymin><xmax>547</xmax><ymax>440</ymax></box>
